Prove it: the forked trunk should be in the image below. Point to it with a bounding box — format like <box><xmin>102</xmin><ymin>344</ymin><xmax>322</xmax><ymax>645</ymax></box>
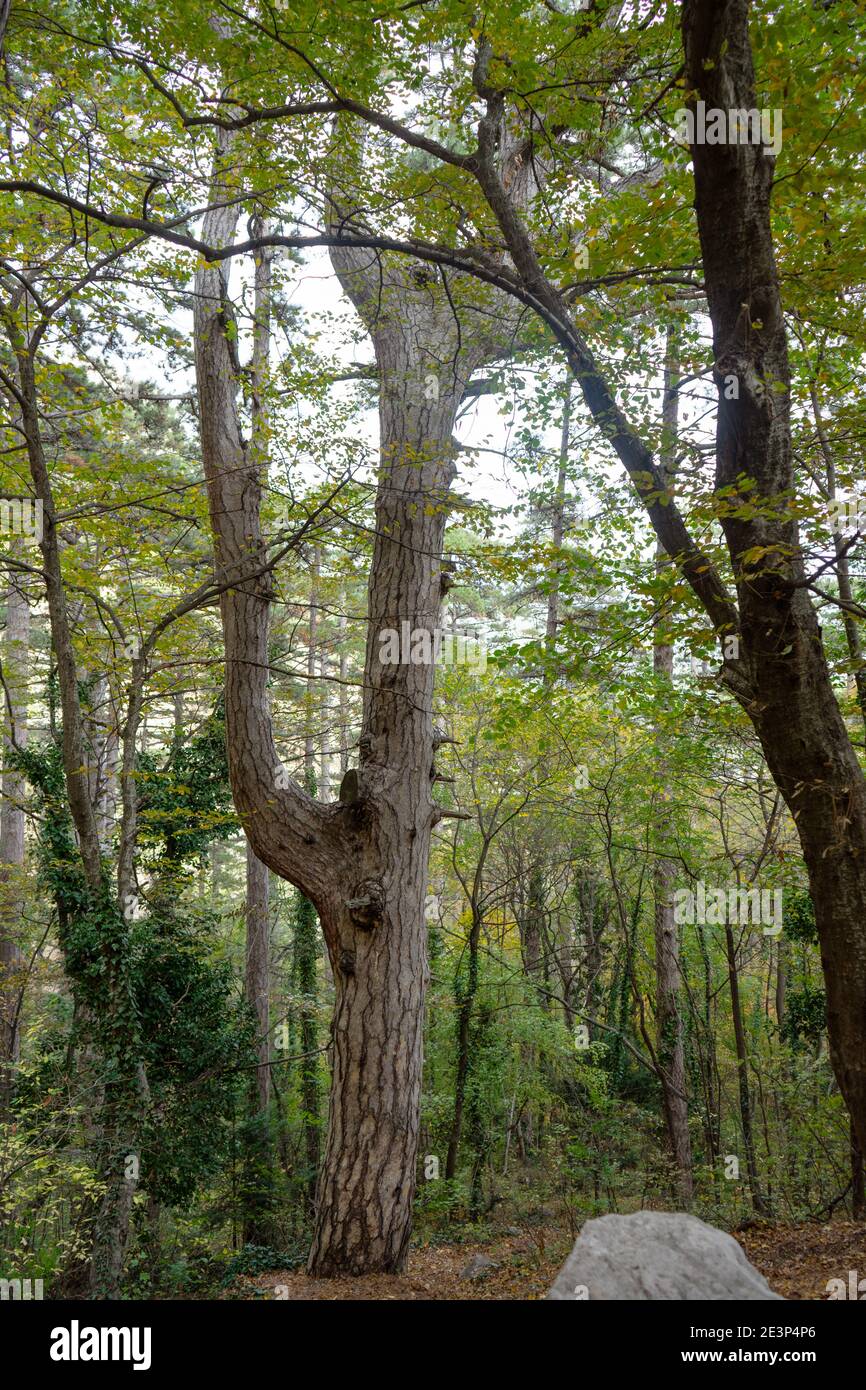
<box><xmin>194</xmin><ymin>130</ymin><xmax>492</xmax><ymax>1272</ymax></box>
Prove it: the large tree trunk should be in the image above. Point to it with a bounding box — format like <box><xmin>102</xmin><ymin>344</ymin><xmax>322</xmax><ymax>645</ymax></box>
<box><xmin>462</xmin><ymin>4</ymin><xmax>866</xmax><ymax>1156</ymax></box>
<box><xmin>681</xmin><ymin>0</ymin><xmax>866</xmax><ymax>1158</ymax></box>
<box><xmin>307</xmin><ymin>304</ymin><xmax>465</xmax><ymax>1271</ymax></box>
<box><xmin>0</xmin><ymin>580</ymin><xmax>29</xmax><ymax>1114</ymax></box>
<box><xmin>193</xmin><ymin>131</ymin><xmax>493</xmax><ymax>1272</ymax></box>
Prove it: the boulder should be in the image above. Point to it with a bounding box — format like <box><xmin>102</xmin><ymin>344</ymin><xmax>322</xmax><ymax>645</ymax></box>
<box><xmin>547</xmin><ymin>1211</ymin><xmax>782</xmax><ymax>1300</ymax></box>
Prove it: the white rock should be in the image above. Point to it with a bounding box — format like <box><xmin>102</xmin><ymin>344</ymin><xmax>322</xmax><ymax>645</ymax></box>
<box><xmin>547</xmin><ymin>1212</ymin><xmax>783</xmax><ymax>1300</ymax></box>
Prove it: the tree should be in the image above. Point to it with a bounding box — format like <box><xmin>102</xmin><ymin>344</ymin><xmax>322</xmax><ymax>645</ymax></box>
<box><xmin>652</xmin><ymin>332</ymin><xmax>694</xmax><ymax>1202</ymax></box>
<box><xmin>3</xmin><ymin>0</ymin><xmax>866</xmax><ymax>1295</ymax></box>
<box><xmin>0</xmin><ymin>581</ymin><xmax>29</xmax><ymax>1114</ymax></box>
<box><xmin>191</xmin><ymin>91</ymin><xmax>533</xmax><ymax>1267</ymax></box>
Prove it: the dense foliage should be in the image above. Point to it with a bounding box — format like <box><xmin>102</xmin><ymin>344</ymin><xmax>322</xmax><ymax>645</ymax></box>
<box><xmin>0</xmin><ymin>0</ymin><xmax>864</xmax><ymax>1299</ymax></box>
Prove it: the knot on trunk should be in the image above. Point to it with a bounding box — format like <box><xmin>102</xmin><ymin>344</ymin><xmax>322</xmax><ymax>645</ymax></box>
<box><xmin>439</xmin><ymin>558</ymin><xmax>456</xmax><ymax>597</ymax></box>
<box><xmin>346</xmin><ymin>879</ymin><xmax>385</xmax><ymax>930</ymax></box>
<box><xmin>338</xmin><ymin>768</ymin><xmax>361</xmax><ymax>805</ymax></box>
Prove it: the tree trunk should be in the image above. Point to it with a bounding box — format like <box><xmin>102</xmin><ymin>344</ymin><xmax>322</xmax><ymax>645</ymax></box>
<box><xmin>337</xmin><ymin>606</ymin><xmax>350</xmax><ymax>778</ymax></box>
<box><xmin>307</xmin><ymin>318</ymin><xmax>463</xmax><ymax>1270</ymax></box>
<box><xmin>10</xmin><ymin>335</ymin><xmax>147</xmax><ymax>1298</ymax></box>
<box><xmin>579</xmin><ymin>872</ymin><xmax>605</xmax><ymax>1038</ymax></box>
<box><xmin>193</xmin><ymin>131</ymin><xmax>494</xmax><ymax>1272</ymax></box>
<box><xmin>467</xmin><ymin>3</ymin><xmax>866</xmax><ymax>1158</ymax></box>
<box><xmin>775</xmin><ymin>940</ymin><xmax>786</xmax><ymax>1030</ymax></box>
<box><xmin>652</xmin><ymin>335</ymin><xmax>693</xmax><ymax>1203</ymax></box>
<box><xmin>515</xmin><ymin>861</ymin><xmax>547</xmax><ymax>1156</ymax></box>
<box><xmin>810</xmin><ymin>377</ymin><xmax>866</xmax><ymax>1194</ymax></box>
<box><xmin>319</xmin><ymin>648</ymin><xmax>332</xmax><ymax>805</ymax></box>
<box><xmin>240</xmin><ymin>210</ymin><xmax>277</xmax><ymax>1245</ymax></box>
<box><xmin>851</xmin><ymin>1119</ymin><xmax>865</xmax><ymax>1221</ymax></box>
<box><xmin>681</xmin><ymin>0</ymin><xmax>866</xmax><ymax>1160</ymax></box>
<box><xmin>724</xmin><ymin>922</ymin><xmax>769</xmax><ymax>1215</ymax></box>
<box><xmin>809</xmin><ymin>381</ymin><xmax>866</xmax><ymax>728</ymax></box>
<box><xmin>653</xmin><ymin>853</ymin><xmax>694</xmax><ymax>1203</ymax></box>
<box><xmin>295</xmin><ymin>579</ymin><xmax>322</xmax><ymax>1215</ymax></box>
<box><xmin>292</xmin><ymin>880</ymin><xmax>320</xmax><ymax>1212</ymax></box>
<box><xmin>0</xmin><ymin>580</ymin><xmax>29</xmax><ymax>1114</ymax></box>
<box><xmin>445</xmin><ymin>910</ymin><xmax>482</xmax><ymax>1182</ymax></box>
<box><xmin>242</xmin><ymin>841</ymin><xmax>274</xmax><ymax>1244</ymax></box>
<box><xmin>544</xmin><ymin>380</ymin><xmax>571</xmax><ymax>653</ymax></box>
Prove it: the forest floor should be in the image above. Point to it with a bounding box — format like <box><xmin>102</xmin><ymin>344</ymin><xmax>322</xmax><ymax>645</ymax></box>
<box><xmin>736</xmin><ymin>1220</ymin><xmax>866</xmax><ymax>1300</ymax></box>
<box><xmin>225</xmin><ymin>1219</ymin><xmax>866</xmax><ymax>1301</ymax></box>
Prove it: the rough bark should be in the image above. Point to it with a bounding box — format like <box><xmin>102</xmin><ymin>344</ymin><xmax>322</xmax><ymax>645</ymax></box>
<box><xmin>293</xmin><ymin>875</ymin><xmax>320</xmax><ymax>1212</ymax></box>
